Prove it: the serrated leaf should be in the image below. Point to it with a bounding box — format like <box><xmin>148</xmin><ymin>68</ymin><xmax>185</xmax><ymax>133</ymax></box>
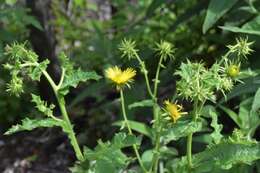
<box><xmin>169</xmin><ymin>141</ymin><xmax>260</xmax><ymax>173</ymax></box>
<box><xmin>209</xmin><ymin>109</ymin><xmax>223</xmax><ymax>144</ymax></box>
<box><xmin>203</xmin><ymin>0</ymin><xmax>238</xmax><ymax>33</ymax></box>
<box><xmin>162</xmin><ymin>119</ymin><xmax>203</xmax><ymax>144</ymax></box>
<box><xmin>31</xmin><ymin>94</ymin><xmax>55</xmax><ymax>117</ymax></box>
<box><xmin>113</xmin><ymin>120</ymin><xmax>152</xmax><ymax>139</ymax></box>
<box><xmin>5</xmin><ymin>118</ymin><xmax>61</xmax><ymax>135</ymax></box>
<box><xmin>29</xmin><ymin>60</ymin><xmax>49</xmax><ymax>81</ymax></box>
<box><xmin>128</xmin><ymin>99</ymin><xmax>154</xmax><ymax>110</ymax></box>
<box><xmin>60</xmin><ymin>69</ymin><xmax>101</xmax><ymax>95</ymax></box>
<box><xmin>75</xmin><ymin>133</ymin><xmax>140</xmax><ymax>173</ymax></box>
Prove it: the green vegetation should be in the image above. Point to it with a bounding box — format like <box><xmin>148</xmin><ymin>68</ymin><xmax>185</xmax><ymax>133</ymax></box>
<box><xmin>0</xmin><ymin>0</ymin><xmax>260</xmax><ymax>172</ymax></box>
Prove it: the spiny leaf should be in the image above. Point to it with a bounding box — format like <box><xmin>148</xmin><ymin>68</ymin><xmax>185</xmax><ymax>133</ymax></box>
<box><xmin>73</xmin><ymin>133</ymin><xmax>141</xmax><ymax>173</ymax></box>
<box><xmin>4</xmin><ymin>118</ymin><xmax>62</xmax><ymax>135</ymax></box>
<box><xmin>31</xmin><ymin>94</ymin><xmax>55</xmax><ymax>117</ymax></box>
<box><xmin>209</xmin><ymin>109</ymin><xmax>223</xmax><ymax>144</ymax></box>
<box><xmin>60</xmin><ymin>69</ymin><xmax>101</xmax><ymax>95</ymax></box>
<box><xmin>128</xmin><ymin>99</ymin><xmax>154</xmax><ymax>110</ymax></box>
<box><xmin>162</xmin><ymin>119</ymin><xmax>203</xmax><ymax>144</ymax></box>
<box><xmin>170</xmin><ymin>141</ymin><xmax>260</xmax><ymax>173</ymax></box>
<box><xmin>29</xmin><ymin>60</ymin><xmax>49</xmax><ymax>81</ymax></box>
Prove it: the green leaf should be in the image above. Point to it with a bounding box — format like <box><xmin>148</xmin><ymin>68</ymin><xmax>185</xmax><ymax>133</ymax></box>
<box><xmin>29</xmin><ymin>60</ymin><xmax>49</xmax><ymax>81</ymax></box>
<box><xmin>249</xmin><ymin>87</ymin><xmax>260</xmax><ymax>135</ymax></box>
<box><xmin>31</xmin><ymin>94</ymin><xmax>55</xmax><ymax>117</ymax></box>
<box><xmin>218</xmin><ymin>76</ymin><xmax>260</xmax><ymax>103</ymax></box>
<box><xmin>220</xmin><ymin>15</ymin><xmax>260</xmax><ymax>36</ymax></box>
<box><xmin>60</xmin><ymin>69</ymin><xmax>101</xmax><ymax>95</ymax></box>
<box><xmin>128</xmin><ymin>99</ymin><xmax>153</xmax><ymax>110</ymax></box>
<box><xmin>5</xmin><ymin>118</ymin><xmax>61</xmax><ymax>135</ymax></box>
<box><xmin>203</xmin><ymin>0</ymin><xmax>238</xmax><ymax>33</ymax></box>
<box><xmin>113</xmin><ymin>120</ymin><xmax>152</xmax><ymax>139</ymax></box>
<box><xmin>74</xmin><ymin>133</ymin><xmax>140</xmax><ymax>173</ymax></box>
<box><xmin>219</xmin><ymin>105</ymin><xmax>241</xmax><ymax>128</ymax></box>
<box><xmin>209</xmin><ymin>109</ymin><xmax>223</xmax><ymax>144</ymax></box>
<box><xmin>162</xmin><ymin>119</ymin><xmax>203</xmax><ymax>144</ymax></box>
<box><xmin>170</xmin><ymin>141</ymin><xmax>260</xmax><ymax>173</ymax></box>
<box><xmin>112</xmin><ymin>132</ymin><xmax>142</xmax><ymax>148</ymax></box>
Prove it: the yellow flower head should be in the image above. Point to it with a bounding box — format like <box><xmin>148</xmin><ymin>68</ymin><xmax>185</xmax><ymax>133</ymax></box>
<box><xmin>105</xmin><ymin>66</ymin><xmax>136</xmax><ymax>88</ymax></box>
<box><xmin>227</xmin><ymin>64</ymin><xmax>240</xmax><ymax>78</ymax></box>
<box><xmin>164</xmin><ymin>100</ymin><xmax>187</xmax><ymax>123</ymax></box>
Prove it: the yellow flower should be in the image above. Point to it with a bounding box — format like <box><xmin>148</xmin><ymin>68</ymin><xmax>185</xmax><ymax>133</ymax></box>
<box><xmin>227</xmin><ymin>64</ymin><xmax>240</xmax><ymax>78</ymax></box>
<box><xmin>164</xmin><ymin>100</ymin><xmax>187</xmax><ymax>123</ymax></box>
<box><xmin>105</xmin><ymin>66</ymin><xmax>136</xmax><ymax>88</ymax></box>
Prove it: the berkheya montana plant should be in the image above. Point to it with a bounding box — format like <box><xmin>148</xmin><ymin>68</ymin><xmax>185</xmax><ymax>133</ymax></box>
<box><xmin>3</xmin><ymin>38</ymin><xmax>260</xmax><ymax>173</ymax></box>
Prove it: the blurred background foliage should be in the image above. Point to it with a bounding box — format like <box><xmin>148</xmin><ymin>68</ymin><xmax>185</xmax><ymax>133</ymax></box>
<box><xmin>0</xmin><ymin>0</ymin><xmax>260</xmax><ymax>159</ymax></box>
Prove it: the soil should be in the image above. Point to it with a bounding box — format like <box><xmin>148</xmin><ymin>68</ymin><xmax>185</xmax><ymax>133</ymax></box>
<box><xmin>0</xmin><ymin>129</ymin><xmax>75</xmax><ymax>173</ymax></box>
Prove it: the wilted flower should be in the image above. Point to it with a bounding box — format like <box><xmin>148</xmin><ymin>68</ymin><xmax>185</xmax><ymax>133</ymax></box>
<box><xmin>105</xmin><ymin>66</ymin><xmax>136</xmax><ymax>89</ymax></box>
<box><xmin>164</xmin><ymin>100</ymin><xmax>187</xmax><ymax>123</ymax></box>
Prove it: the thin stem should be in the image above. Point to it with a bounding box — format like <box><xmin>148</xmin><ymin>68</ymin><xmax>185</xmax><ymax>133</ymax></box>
<box><xmin>149</xmin><ymin>55</ymin><xmax>165</xmax><ymax>173</ymax></box>
<box><xmin>57</xmin><ymin>96</ymin><xmax>84</xmax><ymax>161</ymax></box>
<box><xmin>120</xmin><ymin>89</ymin><xmax>148</xmax><ymax>173</ymax></box>
<box><xmin>187</xmin><ymin>98</ymin><xmax>201</xmax><ymax>170</ymax></box>
<box><xmin>153</xmin><ymin>55</ymin><xmax>164</xmax><ymax>98</ymax></box>
<box><xmin>134</xmin><ymin>53</ymin><xmax>154</xmax><ymax>100</ymax></box>
<box><xmin>57</xmin><ymin>68</ymin><xmax>66</xmax><ymax>89</ymax></box>
<box><xmin>41</xmin><ymin>69</ymin><xmax>84</xmax><ymax>161</ymax></box>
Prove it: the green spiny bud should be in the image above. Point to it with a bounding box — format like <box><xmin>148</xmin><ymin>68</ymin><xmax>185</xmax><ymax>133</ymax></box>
<box><xmin>155</xmin><ymin>41</ymin><xmax>175</xmax><ymax>60</ymax></box>
<box><xmin>118</xmin><ymin>38</ymin><xmax>138</xmax><ymax>60</ymax></box>
<box><xmin>227</xmin><ymin>37</ymin><xmax>254</xmax><ymax>59</ymax></box>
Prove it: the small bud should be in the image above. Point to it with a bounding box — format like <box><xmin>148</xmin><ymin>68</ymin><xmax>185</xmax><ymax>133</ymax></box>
<box><xmin>118</xmin><ymin>39</ymin><xmax>138</xmax><ymax>60</ymax></box>
<box><xmin>6</xmin><ymin>76</ymin><xmax>24</xmax><ymax>97</ymax></box>
<box><xmin>227</xmin><ymin>64</ymin><xmax>240</xmax><ymax>78</ymax></box>
<box><xmin>155</xmin><ymin>41</ymin><xmax>175</xmax><ymax>60</ymax></box>
<box><xmin>227</xmin><ymin>37</ymin><xmax>254</xmax><ymax>59</ymax></box>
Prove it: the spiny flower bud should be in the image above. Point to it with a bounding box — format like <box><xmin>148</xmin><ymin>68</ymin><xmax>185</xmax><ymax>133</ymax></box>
<box><xmin>155</xmin><ymin>41</ymin><xmax>175</xmax><ymax>60</ymax></box>
<box><xmin>6</xmin><ymin>76</ymin><xmax>24</xmax><ymax>97</ymax></box>
<box><xmin>118</xmin><ymin>39</ymin><xmax>138</xmax><ymax>60</ymax></box>
<box><xmin>227</xmin><ymin>37</ymin><xmax>254</xmax><ymax>59</ymax></box>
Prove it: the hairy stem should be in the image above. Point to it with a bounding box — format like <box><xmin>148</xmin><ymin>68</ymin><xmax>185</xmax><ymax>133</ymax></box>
<box><xmin>120</xmin><ymin>89</ymin><xmax>148</xmax><ymax>173</ymax></box>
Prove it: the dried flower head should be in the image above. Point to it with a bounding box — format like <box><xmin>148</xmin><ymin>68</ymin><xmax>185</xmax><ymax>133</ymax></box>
<box><xmin>105</xmin><ymin>66</ymin><xmax>136</xmax><ymax>89</ymax></box>
<box><xmin>164</xmin><ymin>100</ymin><xmax>187</xmax><ymax>123</ymax></box>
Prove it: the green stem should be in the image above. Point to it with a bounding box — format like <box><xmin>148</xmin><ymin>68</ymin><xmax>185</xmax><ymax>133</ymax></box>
<box><xmin>149</xmin><ymin>55</ymin><xmax>165</xmax><ymax>173</ymax></box>
<box><xmin>134</xmin><ymin>53</ymin><xmax>154</xmax><ymax>100</ymax></box>
<box><xmin>153</xmin><ymin>55</ymin><xmax>164</xmax><ymax>98</ymax></box>
<box><xmin>57</xmin><ymin>96</ymin><xmax>84</xmax><ymax>161</ymax></box>
<box><xmin>187</xmin><ymin>99</ymin><xmax>205</xmax><ymax>171</ymax></box>
<box><xmin>41</xmin><ymin>69</ymin><xmax>84</xmax><ymax>161</ymax></box>
<box><xmin>120</xmin><ymin>89</ymin><xmax>148</xmax><ymax>173</ymax></box>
